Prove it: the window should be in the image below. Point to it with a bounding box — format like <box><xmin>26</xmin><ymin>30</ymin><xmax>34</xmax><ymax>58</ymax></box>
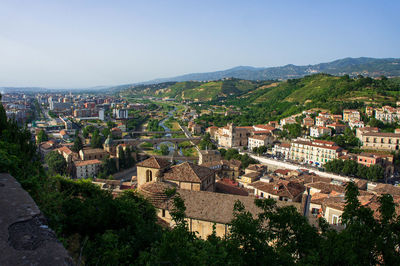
<box><xmin>260</xmin><ymin>192</ymin><xmax>264</xmax><ymax>197</ymax></box>
<box><xmin>146</xmin><ymin>170</ymin><xmax>153</xmax><ymax>182</ymax></box>
<box><xmin>311</xmin><ymin>208</ymin><xmax>319</xmax><ymax>215</ymax></box>
<box><xmin>162</xmin><ymin>209</ymin><xmax>165</xmax><ymax>217</ymax></box>
<box><xmin>332</xmin><ymin>215</ymin><xmax>339</xmax><ymax>225</ymax></box>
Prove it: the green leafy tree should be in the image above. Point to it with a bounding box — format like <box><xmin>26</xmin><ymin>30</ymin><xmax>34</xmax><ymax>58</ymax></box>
<box><xmin>160</xmin><ymin>144</ymin><xmax>169</xmax><ymax>155</ymax></box>
<box><xmin>90</xmin><ymin>129</ymin><xmax>102</xmax><ymax>148</ymax></box>
<box><xmin>118</xmin><ymin>148</ymin><xmax>126</xmax><ymax>169</ymax></box>
<box><xmin>45</xmin><ymin>151</ymin><xmax>66</xmax><ymax>175</ymax></box>
<box><xmin>72</xmin><ymin>136</ymin><xmax>84</xmax><ymax>152</ymax></box>
<box><xmin>100</xmin><ymin>157</ymin><xmax>118</xmax><ymax>176</ymax></box>
<box><xmin>101</xmin><ymin>127</ymin><xmax>110</xmax><ymax>138</ymax></box>
<box><xmin>366</xmin><ymin>164</ymin><xmax>384</xmax><ymax>181</ymax></box>
<box><xmin>36</xmin><ymin>129</ymin><xmax>48</xmax><ymax>143</ymax></box>
<box><xmin>125</xmin><ymin>147</ymin><xmax>135</xmax><ymax>168</ymax></box>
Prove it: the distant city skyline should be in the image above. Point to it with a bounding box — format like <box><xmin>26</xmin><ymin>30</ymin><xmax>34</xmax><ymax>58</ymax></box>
<box><xmin>0</xmin><ymin>0</ymin><xmax>399</xmax><ymax>88</ymax></box>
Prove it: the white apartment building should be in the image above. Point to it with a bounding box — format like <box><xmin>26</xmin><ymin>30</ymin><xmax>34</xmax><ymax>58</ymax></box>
<box><xmin>310</xmin><ymin>126</ymin><xmax>332</xmax><ymax>138</ymax></box>
<box><xmin>289</xmin><ymin>138</ymin><xmax>343</xmax><ymax>166</ymax></box>
<box><xmin>374</xmin><ymin>106</ymin><xmax>400</xmax><ymax>123</ymax></box>
<box><xmin>343</xmin><ymin>109</ymin><xmax>361</xmax><ymax>122</ymax></box>
<box><xmin>272</xmin><ymin>143</ymin><xmax>291</xmax><ymax>159</ymax></box>
<box><xmin>348</xmin><ymin>120</ymin><xmax>365</xmax><ymax>129</ymax></box>
<box><xmin>75</xmin><ymin>159</ymin><xmax>102</xmax><ymax>179</ymax></box>
<box><xmin>248</xmin><ymin>134</ymin><xmax>274</xmax><ymax>150</ymax></box>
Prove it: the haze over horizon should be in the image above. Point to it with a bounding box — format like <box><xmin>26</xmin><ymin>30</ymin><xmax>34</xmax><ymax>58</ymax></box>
<box><xmin>1</xmin><ymin>0</ymin><xmax>399</xmax><ymax>88</ymax></box>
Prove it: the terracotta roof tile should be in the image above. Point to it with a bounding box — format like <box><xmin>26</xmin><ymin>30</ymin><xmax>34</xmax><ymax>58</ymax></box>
<box><xmin>252</xmin><ymin>180</ymin><xmax>305</xmax><ymax>200</ymax></box>
<box><xmin>163</xmin><ymin>162</ymin><xmax>214</xmax><ymax>183</ymax></box>
<box><xmin>75</xmin><ymin>159</ymin><xmax>102</xmax><ymax>167</ymax></box>
<box><xmin>137</xmin><ymin>157</ymin><xmax>171</xmax><ymax>169</ymax></box>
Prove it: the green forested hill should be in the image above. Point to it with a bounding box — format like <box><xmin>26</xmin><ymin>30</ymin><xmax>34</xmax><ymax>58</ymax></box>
<box><xmin>120</xmin><ymin>78</ymin><xmax>272</xmax><ymax>101</ymax></box>
<box><xmin>197</xmin><ymin>74</ymin><xmax>400</xmax><ymax>126</ymax></box>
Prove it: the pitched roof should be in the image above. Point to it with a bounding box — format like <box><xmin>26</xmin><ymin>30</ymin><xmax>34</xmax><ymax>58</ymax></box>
<box><xmin>363</xmin><ymin>132</ymin><xmax>400</xmax><ymax>138</ymax></box>
<box><xmin>305</xmin><ymin>182</ymin><xmax>346</xmax><ymax>194</ymax></box>
<box><xmin>56</xmin><ymin>146</ymin><xmax>73</xmax><ymax>155</ymax></box>
<box><xmin>140</xmin><ymin>184</ymin><xmax>301</xmax><ymax>224</ymax></box>
<box><xmin>163</xmin><ymin>162</ymin><xmax>214</xmax><ymax>183</ymax></box>
<box><xmin>74</xmin><ymin>159</ymin><xmax>102</xmax><ymax>167</ymax></box>
<box><xmin>81</xmin><ymin>148</ymin><xmax>106</xmax><ymax>155</ymax></box>
<box><xmin>136</xmin><ymin>157</ymin><xmax>171</xmax><ymax>169</ymax></box>
<box><xmin>254</xmin><ymin>124</ymin><xmax>276</xmax><ymax>131</ymax></box>
<box><xmin>252</xmin><ymin>180</ymin><xmax>305</xmax><ymax>200</ymax></box>
<box><xmin>249</xmin><ymin>134</ymin><xmax>270</xmax><ymax>141</ymax></box>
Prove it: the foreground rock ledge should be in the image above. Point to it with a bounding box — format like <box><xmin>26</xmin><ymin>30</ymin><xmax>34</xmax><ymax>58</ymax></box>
<box><xmin>0</xmin><ymin>173</ymin><xmax>73</xmax><ymax>266</ymax></box>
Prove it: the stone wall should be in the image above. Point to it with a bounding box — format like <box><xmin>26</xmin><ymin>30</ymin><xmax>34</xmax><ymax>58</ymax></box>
<box><xmin>0</xmin><ymin>173</ymin><xmax>73</xmax><ymax>265</ymax></box>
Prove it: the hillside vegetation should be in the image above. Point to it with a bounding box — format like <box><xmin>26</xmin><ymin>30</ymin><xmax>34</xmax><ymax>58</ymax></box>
<box><xmin>120</xmin><ymin>78</ymin><xmax>271</xmax><ymax>101</ymax></box>
<box><xmin>196</xmin><ymin>74</ymin><xmax>400</xmax><ymax>126</ymax></box>
<box><xmin>1</xmin><ymin>93</ymin><xmax>400</xmax><ymax>264</ymax></box>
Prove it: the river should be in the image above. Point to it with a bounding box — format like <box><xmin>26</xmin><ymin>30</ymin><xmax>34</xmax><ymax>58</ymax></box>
<box><xmin>156</xmin><ymin>107</ymin><xmax>183</xmax><ymax>155</ymax></box>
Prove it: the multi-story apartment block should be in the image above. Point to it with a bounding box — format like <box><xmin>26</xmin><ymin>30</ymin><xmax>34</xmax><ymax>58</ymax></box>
<box><xmin>79</xmin><ymin>148</ymin><xmax>108</xmax><ymax>161</ymax></box>
<box><xmin>356</xmin><ymin>126</ymin><xmax>379</xmax><ymax>141</ymax></box>
<box><xmin>310</xmin><ymin>126</ymin><xmax>332</xmax><ymax>138</ymax></box>
<box><xmin>315</xmin><ymin>116</ymin><xmax>331</xmax><ymax>127</ymax></box>
<box><xmin>326</xmin><ymin>123</ymin><xmax>347</xmax><ymax>134</ymax></box>
<box><xmin>343</xmin><ymin>109</ymin><xmax>360</xmax><ymax>122</ymax></box>
<box><xmin>75</xmin><ymin>159</ymin><xmax>102</xmax><ymax>179</ymax></box>
<box><xmin>375</xmin><ymin>106</ymin><xmax>400</xmax><ymax>123</ymax></box>
<box><xmin>361</xmin><ymin>132</ymin><xmax>400</xmax><ymax>151</ymax></box>
<box><xmin>113</xmin><ymin>108</ymin><xmax>129</xmax><ymax>119</ymax></box>
<box><xmin>348</xmin><ymin>120</ymin><xmax>365</xmax><ymax>129</ymax></box>
<box><xmin>248</xmin><ymin>134</ymin><xmax>274</xmax><ymax>150</ymax></box>
<box><xmin>289</xmin><ymin>138</ymin><xmax>343</xmax><ymax>166</ymax></box>
<box><xmin>272</xmin><ymin>143</ymin><xmax>291</xmax><ymax>159</ymax></box>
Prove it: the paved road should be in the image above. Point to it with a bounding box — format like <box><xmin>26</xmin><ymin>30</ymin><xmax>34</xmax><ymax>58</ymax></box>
<box><xmin>245</xmin><ymin>153</ymin><xmax>352</xmax><ymax>182</ymax></box>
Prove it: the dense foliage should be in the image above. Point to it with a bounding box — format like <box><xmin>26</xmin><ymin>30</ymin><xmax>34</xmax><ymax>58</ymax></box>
<box><xmin>195</xmin><ymin>74</ymin><xmax>400</xmax><ymax>127</ymax></box>
<box><xmin>324</xmin><ymin>159</ymin><xmax>385</xmax><ymax>181</ymax></box>
<box><xmin>317</xmin><ymin>127</ymin><xmax>361</xmax><ymax>152</ymax></box>
<box><xmin>36</xmin><ymin>129</ymin><xmax>48</xmax><ymax>143</ymax></box>
<box><xmin>219</xmin><ymin>148</ymin><xmax>258</xmax><ymax>168</ymax></box>
<box><xmin>1</xmin><ymin>94</ymin><xmax>399</xmax><ymax>265</ymax></box>
<box><xmin>199</xmin><ymin>133</ymin><xmax>217</xmax><ymax>150</ymax></box>
<box><xmin>71</xmin><ymin>136</ymin><xmax>84</xmax><ymax>152</ymax></box>
<box><xmin>45</xmin><ymin>151</ymin><xmax>67</xmax><ymax>175</ymax></box>
<box><xmin>147</xmin><ymin>119</ymin><xmax>165</xmax><ymax>136</ymax></box>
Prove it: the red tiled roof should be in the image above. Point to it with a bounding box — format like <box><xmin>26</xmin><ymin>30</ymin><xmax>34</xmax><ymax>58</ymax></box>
<box><xmin>254</xmin><ymin>124</ymin><xmax>276</xmax><ymax>131</ymax></box>
<box><xmin>56</xmin><ymin>146</ymin><xmax>73</xmax><ymax>155</ymax></box>
<box><xmin>164</xmin><ymin>162</ymin><xmax>214</xmax><ymax>183</ymax></box>
<box><xmin>137</xmin><ymin>157</ymin><xmax>171</xmax><ymax>169</ymax></box>
<box><xmin>75</xmin><ymin>159</ymin><xmax>102</xmax><ymax>167</ymax></box>
<box><xmin>252</xmin><ymin>180</ymin><xmax>305</xmax><ymax>200</ymax></box>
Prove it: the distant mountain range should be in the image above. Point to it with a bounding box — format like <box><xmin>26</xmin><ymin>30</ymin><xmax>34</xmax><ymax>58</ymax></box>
<box><xmin>2</xmin><ymin>57</ymin><xmax>400</xmax><ymax>93</ymax></box>
<box><xmin>142</xmin><ymin>57</ymin><xmax>400</xmax><ymax>84</ymax></box>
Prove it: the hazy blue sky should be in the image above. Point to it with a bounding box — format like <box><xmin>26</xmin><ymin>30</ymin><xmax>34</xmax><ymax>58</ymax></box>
<box><xmin>0</xmin><ymin>0</ymin><xmax>399</xmax><ymax>88</ymax></box>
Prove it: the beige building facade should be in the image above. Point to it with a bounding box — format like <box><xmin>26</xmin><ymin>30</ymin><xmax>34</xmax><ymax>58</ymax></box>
<box><xmin>362</xmin><ymin>132</ymin><xmax>400</xmax><ymax>151</ymax></box>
